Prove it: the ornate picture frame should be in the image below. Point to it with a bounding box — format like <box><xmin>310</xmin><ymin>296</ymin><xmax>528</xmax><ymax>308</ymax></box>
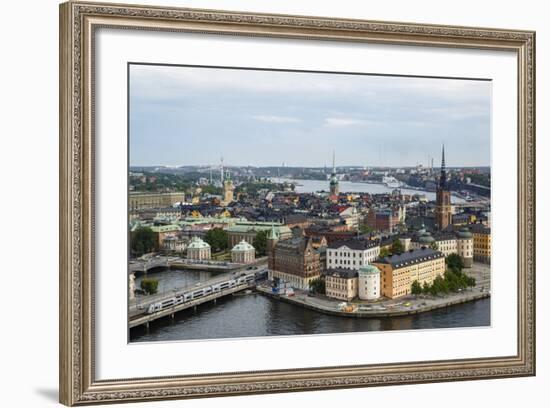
<box><xmin>59</xmin><ymin>1</ymin><xmax>535</xmax><ymax>405</ymax></box>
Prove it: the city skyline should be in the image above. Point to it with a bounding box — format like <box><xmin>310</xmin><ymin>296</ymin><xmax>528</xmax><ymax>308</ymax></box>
<box><xmin>130</xmin><ymin>64</ymin><xmax>491</xmax><ymax>167</ymax></box>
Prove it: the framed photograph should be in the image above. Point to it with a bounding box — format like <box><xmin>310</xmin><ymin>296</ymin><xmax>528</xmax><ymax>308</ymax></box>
<box><xmin>59</xmin><ymin>1</ymin><xmax>536</xmax><ymax>405</ymax></box>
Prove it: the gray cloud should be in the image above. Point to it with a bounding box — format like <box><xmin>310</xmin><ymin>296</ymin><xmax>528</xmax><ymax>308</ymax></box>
<box><xmin>130</xmin><ymin>64</ymin><xmax>491</xmax><ymax>167</ymax></box>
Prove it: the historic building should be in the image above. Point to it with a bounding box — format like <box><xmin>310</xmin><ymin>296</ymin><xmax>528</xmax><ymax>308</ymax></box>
<box><xmin>129</xmin><ymin>191</ymin><xmax>185</xmax><ymax>210</ymax></box>
<box><xmin>326</xmin><ymin>239</ymin><xmax>380</xmax><ymax>270</ymax></box>
<box><xmin>231</xmin><ymin>240</ymin><xmax>256</xmax><ymax>264</ymax></box>
<box><xmin>324</xmin><ymin>268</ymin><xmax>358</xmax><ymax>301</ymax></box>
<box><xmin>358</xmin><ymin>264</ymin><xmax>381</xmax><ymax>300</ymax></box>
<box><xmin>186</xmin><ymin>236</ymin><xmax>211</xmax><ymax>260</ymax></box>
<box><xmin>221</xmin><ymin>171</ymin><xmax>235</xmax><ymax>206</ymax></box>
<box><xmin>435</xmin><ymin>145</ymin><xmax>452</xmax><ymax>230</ymax></box>
<box><xmin>161</xmin><ymin>235</ymin><xmax>187</xmax><ymax>254</ymax></box>
<box><xmin>372</xmin><ymin>248</ymin><xmax>446</xmax><ymax>299</ymax></box>
<box><xmin>227</xmin><ymin>221</ymin><xmax>292</xmax><ymax>247</ymax></box>
<box><xmin>409</xmin><ymin>224</ymin><xmax>474</xmax><ymax>268</ymax></box>
<box><xmin>329</xmin><ymin>150</ymin><xmax>339</xmax><ymax>200</ymax></box>
<box><xmin>141</xmin><ymin>223</ymin><xmax>181</xmax><ymax>251</ymax></box>
<box><xmin>471</xmin><ymin>223</ymin><xmax>491</xmax><ymax>263</ymax></box>
<box><xmin>366</xmin><ymin>207</ymin><xmax>402</xmax><ymax>233</ymax></box>
<box><xmin>267</xmin><ymin>225</ymin><xmax>321</xmax><ymax>290</ymax></box>
<box><xmin>456</xmin><ymin>227</ymin><xmax>474</xmax><ymax>267</ymax></box>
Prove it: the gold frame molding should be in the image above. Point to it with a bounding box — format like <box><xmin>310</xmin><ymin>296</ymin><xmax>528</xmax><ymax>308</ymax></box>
<box><xmin>59</xmin><ymin>1</ymin><xmax>536</xmax><ymax>405</ymax></box>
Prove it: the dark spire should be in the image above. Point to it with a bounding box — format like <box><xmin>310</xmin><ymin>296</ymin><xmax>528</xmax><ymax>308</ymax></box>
<box><xmin>439</xmin><ymin>144</ymin><xmax>447</xmax><ymax>189</ymax></box>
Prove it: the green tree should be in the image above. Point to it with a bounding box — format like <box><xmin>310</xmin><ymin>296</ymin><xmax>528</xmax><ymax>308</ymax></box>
<box><xmin>391</xmin><ymin>238</ymin><xmax>404</xmax><ymax>254</ymax></box>
<box><xmin>411</xmin><ymin>280</ymin><xmax>422</xmax><ymax>295</ymax></box>
<box><xmin>446</xmin><ymin>253</ymin><xmax>464</xmax><ymax>272</ymax></box>
<box><xmin>131</xmin><ymin>226</ymin><xmax>155</xmax><ymax>256</ymax></box>
<box><xmin>422</xmin><ymin>281</ymin><xmax>431</xmax><ymax>295</ymax></box>
<box><xmin>140</xmin><ymin>278</ymin><xmax>159</xmax><ymax>295</ymax></box>
<box><xmin>253</xmin><ymin>230</ymin><xmax>269</xmax><ymax>256</ymax></box>
<box><xmin>380</xmin><ymin>247</ymin><xmax>391</xmax><ymax>257</ymax></box>
<box><xmin>360</xmin><ymin>224</ymin><xmax>374</xmax><ymax>235</ymax></box>
<box><xmin>309</xmin><ymin>278</ymin><xmax>326</xmax><ymax>295</ymax></box>
<box><xmin>204</xmin><ymin>228</ymin><xmax>228</xmax><ymax>252</ymax></box>
<box><xmin>429</xmin><ymin>241</ymin><xmax>439</xmax><ymax>250</ymax></box>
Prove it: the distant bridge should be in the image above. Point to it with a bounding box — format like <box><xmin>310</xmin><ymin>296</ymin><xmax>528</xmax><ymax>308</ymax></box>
<box><xmin>129</xmin><ymin>256</ymin><xmax>268</xmax><ymax>274</ymax></box>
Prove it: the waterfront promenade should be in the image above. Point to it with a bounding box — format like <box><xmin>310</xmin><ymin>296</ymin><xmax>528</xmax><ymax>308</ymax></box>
<box><xmin>256</xmin><ymin>263</ymin><xmax>491</xmax><ymax>318</ymax></box>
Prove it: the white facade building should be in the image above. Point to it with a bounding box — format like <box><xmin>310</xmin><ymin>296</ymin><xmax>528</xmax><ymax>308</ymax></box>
<box><xmin>358</xmin><ymin>265</ymin><xmax>381</xmax><ymax>300</ymax></box>
<box><xmin>326</xmin><ymin>240</ymin><xmax>380</xmax><ymax>271</ymax></box>
<box><xmin>231</xmin><ymin>240</ymin><xmax>256</xmax><ymax>264</ymax></box>
<box><xmin>186</xmin><ymin>236</ymin><xmax>211</xmax><ymax>260</ymax></box>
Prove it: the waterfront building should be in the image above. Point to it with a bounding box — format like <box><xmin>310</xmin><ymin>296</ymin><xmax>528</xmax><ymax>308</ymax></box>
<box><xmin>129</xmin><ymin>191</ymin><xmax>185</xmax><ymax>210</ymax></box>
<box><xmin>324</xmin><ymin>268</ymin><xmax>358</xmax><ymax>301</ymax></box>
<box><xmin>326</xmin><ymin>240</ymin><xmax>380</xmax><ymax>270</ymax></box>
<box><xmin>267</xmin><ymin>230</ymin><xmax>321</xmax><ymax>290</ymax></box>
<box><xmin>227</xmin><ymin>221</ymin><xmax>292</xmax><ymax>247</ymax></box>
<box><xmin>231</xmin><ymin>240</ymin><xmax>256</xmax><ymax>264</ymax></box>
<box><xmin>329</xmin><ymin>150</ymin><xmax>339</xmax><ymax>200</ymax></box>
<box><xmin>435</xmin><ymin>145</ymin><xmax>453</xmax><ymax>230</ymax></box>
<box><xmin>372</xmin><ymin>248</ymin><xmax>445</xmax><ymax>299</ymax></box>
<box><xmin>471</xmin><ymin>223</ymin><xmax>491</xmax><ymax>263</ymax></box>
<box><xmin>186</xmin><ymin>236</ymin><xmax>211</xmax><ymax>260</ymax></box>
<box><xmin>357</xmin><ymin>264</ymin><xmax>381</xmax><ymax>300</ymax></box>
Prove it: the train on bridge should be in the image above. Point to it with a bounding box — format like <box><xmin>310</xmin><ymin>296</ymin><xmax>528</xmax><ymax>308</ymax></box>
<box><xmin>146</xmin><ymin>271</ymin><xmax>257</xmax><ymax>314</ymax></box>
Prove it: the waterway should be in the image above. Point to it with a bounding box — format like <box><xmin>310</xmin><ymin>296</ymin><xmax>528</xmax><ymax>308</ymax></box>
<box><xmin>130</xmin><ymin>269</ymin><xmax>490</xmax><ymax>342</ymax></box>
<box><xmin>269</xmin><ymin>177</ymin><xmax>466</xmax><ymax>203</ymax></box>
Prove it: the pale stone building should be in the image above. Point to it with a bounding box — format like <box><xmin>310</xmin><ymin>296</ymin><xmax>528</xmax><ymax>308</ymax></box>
<box><xmin>231</xmin><ymin>240</ymin><xmax>256</xmax><ymax>264</ymax></box>
<box><xmin>358</xmin><ymin>264</ymin><xmax>381</xmax><ymax>300</ymax></box>
<box><xmin>324</xmin><ymin>269</ymin><xmax>358</xmax><ymax>301</ymax></box>
<box><xmin>372</xmin><ymin>248</ymin><xmax>446</xmax><ymax>299</ymax></box>
<box><xmin>186</xmin><ymin>236</ymin><xmax>211</xmax><ymax>260</ymax></box>
<box><xmin>326</xmin><ymin>239</ymin><xmax>380</xmax><ymax>271</ymax></box>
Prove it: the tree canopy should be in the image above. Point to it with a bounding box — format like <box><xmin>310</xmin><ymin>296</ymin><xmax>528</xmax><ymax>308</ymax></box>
<box><xmin>253</xmin><ymin>230</ymin><xmax>269</xmax><ymax>256</ymax></box>
<box><xmin>204</xmin><ymin>228</ymin><xmax>229</xmax><ymax>252</ymax></box>
<box><xmin>390</xmin><ymin>238</ymin><xmax>404</xmax><ymax>254</ymax></box>
<box><xmin>131</xmin><ymin>226</ymin><xmax>155</xmax><ymax>256</ymax></box>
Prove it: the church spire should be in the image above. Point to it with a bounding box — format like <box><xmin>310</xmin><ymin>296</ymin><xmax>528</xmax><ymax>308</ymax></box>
<box><xmin>439</xmin><ymin>144</ymin><xmax>447</xmax><ymax>189</ymax></box>
<box><xmin>332</xmin><ymin>149</ymin><xmax>336</xmax><ymax>174</ymax></box>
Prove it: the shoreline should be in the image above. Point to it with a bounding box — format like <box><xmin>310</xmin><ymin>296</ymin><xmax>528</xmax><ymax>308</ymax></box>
<box><xmin>255</xmin><ymin>285</ymin><xmax>490</xmax><ymax>318</ymax></box>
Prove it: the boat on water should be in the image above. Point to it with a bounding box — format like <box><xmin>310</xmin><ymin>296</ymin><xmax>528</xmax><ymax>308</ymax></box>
<box><xmin>382</xmin><ymin>176</ymin><xmax>403</xmax><ymax>188</ymax></box>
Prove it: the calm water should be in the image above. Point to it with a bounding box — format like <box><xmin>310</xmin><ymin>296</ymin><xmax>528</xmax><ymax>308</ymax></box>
<box><xmin>130</xmin><ymin>291</ymin><xmax>490</xmax><ymax>342</ymax></box>
<box><xmin>270</xmin><ymin>177</ymin><xmax>466</xmax><ymax>203</ymax></box>
<box><xmin>134</xmin><ymin>269</ymin><xmax>215</xmax><ymax>296</ymax></box>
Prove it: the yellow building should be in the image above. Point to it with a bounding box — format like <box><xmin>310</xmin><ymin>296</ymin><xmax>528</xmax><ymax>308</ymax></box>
<box><xmin>324</xmin><ymin>269</ymin><xmax>358</xmax><ymax>301</ymax></box>
<box><xmin>471</xmin><ymin>224</ymin><xmax>491</xmax><ymax>263</ymax></box>
<box><xmin>222</xmin><ymin>172</ymin><xmax>234</xmax><ymax>206</ymax></box>
<box><xmin>129</xmin><ymin>191</ymin><xmax>184</xmax><ymax>210</ymax></box>
<box><xmin>372</xmin><ymin>248</ymin><xmax>445</xmax><ymax>299</ymax></box>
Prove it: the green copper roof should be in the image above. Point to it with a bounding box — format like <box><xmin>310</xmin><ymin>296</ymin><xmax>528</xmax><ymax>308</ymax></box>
<box><xmin>268</xmin><ymin>223</ymin><xmax>279</xmax><ymax>240</ymax></box>
<box><xmin>358</xmin><ymin>265</ymin><xmax>381</xmax><ymax>275</ymax></box>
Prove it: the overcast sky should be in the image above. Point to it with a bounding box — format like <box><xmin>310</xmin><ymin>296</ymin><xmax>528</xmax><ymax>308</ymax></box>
<box><xmin>129</xmin><ymin>64</ymin><xmax>491</xmax><ymax>168</ymax></box>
